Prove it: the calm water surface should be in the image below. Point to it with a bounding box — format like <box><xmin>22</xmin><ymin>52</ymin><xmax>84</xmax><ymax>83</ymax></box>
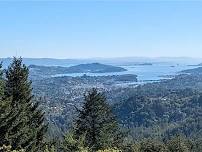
<box><xmin>53</xmin><ymin>63</ymin><xmax>200</xmax><ymax>82</ymax></box>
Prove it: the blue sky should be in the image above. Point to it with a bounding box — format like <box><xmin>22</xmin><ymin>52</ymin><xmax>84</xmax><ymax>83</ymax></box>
<box><xmin>0</xmin><ymin>1</ymin><xmax>202</xmax><ymax>58</ymax></box>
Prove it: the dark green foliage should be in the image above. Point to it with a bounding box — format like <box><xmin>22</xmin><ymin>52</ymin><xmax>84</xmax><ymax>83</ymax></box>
<box><xmin>4</xmin><ymin>57</ymin><xmax>32</xmax><ymax>106</ymax></box>
<box><xmin>166</xmin><ymin>135</ymin><xmax>192</xmax><ymax>152</ymax></box>
<box><xmin>1</xmin><ymin>57</ymin><xmax>47</xmax><ymax>151</ymax></box>
<box><xmin>114</xmin><ymin>95</ymin><xmax>154</xmax><ymax>127</ymax></box>
<box><xmin>0</xmin><ymin>97</ymin><xmax>19</xmax><ymax>146</ymax></box>
<box><xmin>192</xmin><ymin>138</ymin><xmax>202</xmax><ymax>152</ymax></box>
<box><xmin>113</xmin><ymin>87</ymin><xmax>202</xmax><ymax>139</ymax></box>
<box><xmin>74</xmin><ymin>88</ymin><xmax>122</xmax><ymax>151</ymax></box>
<box><xmin>0</xmin><ymin>62</ymin><xmax>4</xmax><ymax>97</ymax></box>
<box><xmin>61</xmin><ymin>131</ymin><xmax>88</xmax><ymax>152</ymax></box>
<box><xmin>138</xmin><ymin>139</ymin><xmax>168</xmax><ymax>152</ymax></box>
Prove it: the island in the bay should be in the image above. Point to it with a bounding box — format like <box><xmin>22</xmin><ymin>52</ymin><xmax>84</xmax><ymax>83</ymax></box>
<box><xmin>29</xmin><ymin>63</ymin><xmax>127</xmax><ymax>77</ymax></box>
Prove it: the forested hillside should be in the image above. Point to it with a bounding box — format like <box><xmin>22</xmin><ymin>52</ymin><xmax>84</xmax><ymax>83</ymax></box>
<box><xmin>0</xmin><ymin>58</ymin><xmax>202</xmax><ymax>152</ymax></box>
<box><xmin>30</xmin><ymin>67</ymin><xmax>202</xmax><ymax>141</ymax></box>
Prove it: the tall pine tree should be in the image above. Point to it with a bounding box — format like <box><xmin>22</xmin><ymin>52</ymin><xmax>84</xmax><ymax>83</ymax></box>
<box><xmin>3</xmin><ymin>57</ymin><xmax>47</xmax><ymax>151</ymax></box>
<box><xmin>0</xmin><ymin>61</ymin><xmax>23</xmax><ymax>149</ymax></box>
<box><xmin>0</xmin><ymin>62</ymin><xmax>4</xmax><ymax>97</ymax></box>
<box><xmin>74</xmin><ymin>88</ymin><xmax>122</xmax><ymax>151</ymax></box>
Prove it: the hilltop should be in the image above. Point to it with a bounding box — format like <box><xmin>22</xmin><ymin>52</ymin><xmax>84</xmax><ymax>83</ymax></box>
<box><xmin>65</xmin><ymin>63</ymin><xmax>126</xmax><ymax>73</ymax></box>
<box><xmin>182</xmin><ymin>66</ymin><xmax>202</xmax><ymax>75</ymax></box>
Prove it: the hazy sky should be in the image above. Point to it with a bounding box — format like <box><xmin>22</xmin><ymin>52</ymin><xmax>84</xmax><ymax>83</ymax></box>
<box><xmin>0</xmin><ymin>1</ymin><xmax>202</xmax><ymax>59</ymax></box>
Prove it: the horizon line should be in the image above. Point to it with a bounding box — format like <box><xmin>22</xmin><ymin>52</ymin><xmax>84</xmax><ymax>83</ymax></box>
<box><xmin>1</xmin><ymin>56</ymin><xmax>202</xmax><ymax>60</ymax></box>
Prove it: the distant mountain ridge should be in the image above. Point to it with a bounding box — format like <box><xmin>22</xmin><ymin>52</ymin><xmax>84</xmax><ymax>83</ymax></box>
<box><xmin>1</xmin><ymin>57</ymin><xmax>202</xmax><ymax>68</ymax></box>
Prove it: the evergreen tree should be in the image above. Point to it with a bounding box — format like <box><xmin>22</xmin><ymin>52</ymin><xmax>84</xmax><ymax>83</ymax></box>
<box><xmin>0</xmin><ymin>62</ymin><xmax>4</xmax><ymax>97</ymax></box>
<box><xmin>0</xmin><ymin>97</ymin><xmax>19</xmax><ymax>146</ymax></box>
<box><xmin>2</xmin><ymin>57</ymin><xmax>47</xmax><ymax>151</ymax></box>
<box><xmin>0</xmin><ymin>61</ymin><xmax>24</xmax><ymax>149</ymax></box>
<box><xmin>74</xmin><ymin>88</ymin><xmax>122</xmax><ymax>151</ymax></box>
<box><xmin>4</xmin><ymin>57</ymin><xmax>32</xmax><ymax>106</ymax></box>
<box><xmin>61</xmin><ymin>131</ymin><xmax>88</xmax><ymax>152</ymax></box>
<box><xmin>166</xmin><ymin>135</ymin><xmax>191</xmax><ymax>152</ymax></box>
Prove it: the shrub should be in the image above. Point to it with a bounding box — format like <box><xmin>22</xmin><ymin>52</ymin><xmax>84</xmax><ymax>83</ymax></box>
<box><xmin>0</xmin><ymin>145</ymin><xmax>24</xmax><ymax>152</ymax></box>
